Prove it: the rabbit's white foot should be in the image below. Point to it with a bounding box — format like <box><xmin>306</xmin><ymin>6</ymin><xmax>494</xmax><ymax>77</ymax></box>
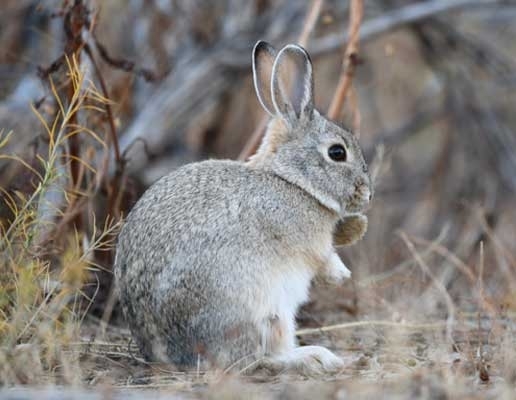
<box><xmin>325</xmin><ymin>251</ymin><xmax>351</xmax><ymax>283</ymax></box>
<box><xmin>252</xmin><ymin>346</ymin><xmax>345</xmax><ymax>376</ymax></box>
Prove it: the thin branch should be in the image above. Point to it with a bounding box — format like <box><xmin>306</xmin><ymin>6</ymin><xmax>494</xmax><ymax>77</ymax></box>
<box><xmin>93</xmin><ymin>38</ymin><xmax>160</xmax><ymax>82</ymax></box>
<box><xmin>237</xmin><ymin>117</ymin><xmax>268</xmax><ymax>161</ymax></box>
<box><xmin>310</xmin><ymin>0</ymin><xmax>503</xmax><ymax>56</ymax></box>
<box><xmin>83</xmin><ymin>45</ymin><xmax>121</xmax><ymax>170</ymax></box>
<box><xmin>399</xmin><ymin>231</ymin><xmax>456</xmax><ymax>344</ymax></box>
<box><xmin>357</xmin><ymin>227</ymin><xmax>449</xmax><ymax>288</ymax></box>
<box><xmin>82</xmin><ymin>42</ymin><xmax>128</xmax><ymax>225</ymax></box>
<box><xmin>410</xmin><ymin>235</ymin><xmax>476</xmax><ymax>284</ymax></box>
<box><xmin>327</xmin><ymin>0</ymin><xmax>363</xmax><ymax>121</ymax></box>
<box><xmin>298</xmin><ymin>0</ymin><xmax>324</xmax><ymax>48</ymax></box>
<box><xmin>296</xmin><ymin>319</ymin><xmax>446</xmax><ymax>336</ymax></box>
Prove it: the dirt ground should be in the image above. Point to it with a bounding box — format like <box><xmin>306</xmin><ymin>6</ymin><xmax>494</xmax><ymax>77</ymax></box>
<box><xmin>3</xmin><ymin>313</ymin><xmax>515</xmax><ymax>399</ymax></box>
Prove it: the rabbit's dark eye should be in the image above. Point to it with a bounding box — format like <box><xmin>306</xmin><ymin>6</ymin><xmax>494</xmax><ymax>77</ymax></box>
<box><xmin>328</xmin><ymin>144</ymin><xmax>347</xmax><ymax>162</ymax></box>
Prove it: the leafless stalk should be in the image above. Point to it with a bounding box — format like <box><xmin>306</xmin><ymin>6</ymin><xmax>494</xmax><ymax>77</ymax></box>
<box><xmin>410</xmin><ymin>236</ymin><xmax>476</xmax><ymax>284</ymax></box>
<box><xmin>310</xmin><ymin>0</ymin><xmax>503</xmax><ymax>56</ymax></box>
<box><xmin>296</xmin><ymin>319</ymin><xmax>445</xmax><ymax>336</ymax></box>
<box><xmin>357</xmin><ymin>227</ymin><xmax>448</xmax><ymax>288</ymax></box>
<box><xmin>237</xmin><ymin>116</ymin><xmax>268</xmax><ymax>161</ymax></box>
<box><xmin>327</xmin><ymin>0</ymin><xmax>363</xmax><ymax>123</ymax></box>
<box><xmin>475</xmin><ymin>207</ymin><xmax>516</xmax><ymax>273</ymax></box>
<box><xmin>477</xmin><ymin>241</ymin><xmax>486</xmax><ymax>311</ymax></box>
<box><xmin>82</xmin><ymin>44</ymin><xmax>121</xmax><ymax>166</ymax></box>
<box><xmin>298</xmin><ymin>0</ymin><xmax>325</xmax><ymax>48</ymax></box>
<box><xmin>399</xmin><ymin>231</ymin><xmax>456</xmax><ymax>344</ymax></box>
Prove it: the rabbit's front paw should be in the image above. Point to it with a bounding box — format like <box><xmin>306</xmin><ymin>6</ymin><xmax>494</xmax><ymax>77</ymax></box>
<box><xmin>334</xmin><ymin>214</ymin><xmax>368</xmax><ymax>247</ymax></box>
<box><xmin>323</xmin><ymin>251</ymin><xmax>351</xmax><ymax>284</ymax></box>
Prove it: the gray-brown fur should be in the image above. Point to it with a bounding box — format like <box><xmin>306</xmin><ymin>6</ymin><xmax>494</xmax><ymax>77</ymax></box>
<box><xmin>114</xmin><ymin>41</ymin><xmax>373</xmax><ymax>375</ymax></box>
<box><xmin>334</xmin><ymin>215</ymin><xmax>368</xmax><ymax>247</ymax></box>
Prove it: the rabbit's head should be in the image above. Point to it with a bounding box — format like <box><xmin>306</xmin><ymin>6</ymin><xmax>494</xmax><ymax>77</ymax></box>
<box><xmin>249</xmin><ymin>41</ymin><xmax>372</xmax><ymax>217</ymax></box>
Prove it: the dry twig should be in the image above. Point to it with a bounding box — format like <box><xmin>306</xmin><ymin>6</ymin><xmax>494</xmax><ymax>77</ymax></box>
<box><xmin>298</xmin><ymin>0</ymin><xmax>325</xmax><ymax>48</ymax></box>
<box><xmin>310</xmin><ymin>0</ymin><xmax>503</xmax><ymax>55</ymax></box>
<box><xmin>399</xmin><ymin>231</ymin><xmax>456</xmax><ymax>344</ymax></box>
<box><xmin>296</xmin><ymin>319</ymin><xmax>445</xmax><ymax>336</ymax></box>
<box><xmin>327</xmin><ymin>0</ymin><xmax>363</xmax><ymax>125</ymax></box>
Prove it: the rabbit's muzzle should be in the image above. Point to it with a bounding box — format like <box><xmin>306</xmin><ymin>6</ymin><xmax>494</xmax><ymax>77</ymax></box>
<box><xmin>346</xmin><ymin>177</ymin><xmax>372</xmax><ymax>213</ymax></box>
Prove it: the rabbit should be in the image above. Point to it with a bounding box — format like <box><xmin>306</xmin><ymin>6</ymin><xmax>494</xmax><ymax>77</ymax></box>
<box><xmin>114</xmin><ymin>40</ymin><xmax>372</xmax><ymax>376</ymax></box>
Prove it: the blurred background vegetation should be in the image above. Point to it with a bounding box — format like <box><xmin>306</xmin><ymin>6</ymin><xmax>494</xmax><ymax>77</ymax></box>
<box><xmin>0</xmin><ymin>0</ymin><xmax>515</xmax><ymax>397</ymax></box>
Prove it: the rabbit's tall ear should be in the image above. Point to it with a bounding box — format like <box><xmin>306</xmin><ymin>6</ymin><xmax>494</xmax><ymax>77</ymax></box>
<box><xmin>253</xmin><ymin>41</ymin><xmax>277</xmax><ymax>116</ymax></box>
<box><xmin>271</xmin><ymin>44</ymin><xmax>314</xmax><ymax>123</ymax></box>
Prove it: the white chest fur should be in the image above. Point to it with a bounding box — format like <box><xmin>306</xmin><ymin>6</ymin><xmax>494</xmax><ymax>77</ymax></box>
<box><xmin>252</xmin><ymin>261</ymin><xmax>314</xmax><ymax>354</ymax></box>
<box><xmin>271</xmin><ymin>265</ymin><xmax>313</xmax><ymax>321</ymax></box>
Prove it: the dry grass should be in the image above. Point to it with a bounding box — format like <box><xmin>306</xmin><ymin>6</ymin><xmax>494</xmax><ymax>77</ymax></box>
<box><xmin>2</xmin><ymin>311</ymin><xmax>511</xmax><ymax>398</ymax></box>
<box><xmin>0</xmin><ymin>57</ymin><xmax>122</xmax><ymax>386</ymax></box>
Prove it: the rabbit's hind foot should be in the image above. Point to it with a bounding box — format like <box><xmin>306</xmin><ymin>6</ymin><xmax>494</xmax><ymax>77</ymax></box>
<box><xmin>244</xmin><ymin>345</ymin><xmax>345</xmax><ymax>377</ymax></box>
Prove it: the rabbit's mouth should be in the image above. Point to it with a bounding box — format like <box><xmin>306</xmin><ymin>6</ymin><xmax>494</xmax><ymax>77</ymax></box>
<box><xmin>345</xmin><ymin>182</ymin><xmax>372</xmax><ymax>213</ymax></box>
